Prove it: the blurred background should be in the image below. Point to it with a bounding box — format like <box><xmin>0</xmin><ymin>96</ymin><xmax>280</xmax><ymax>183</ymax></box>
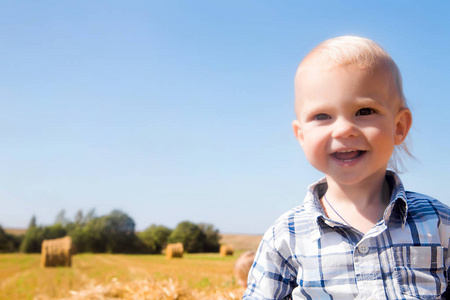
<box><xmin>0</xmin><ymin>1</ymin><xmax>449</xmax><ymax>235</ymax></box>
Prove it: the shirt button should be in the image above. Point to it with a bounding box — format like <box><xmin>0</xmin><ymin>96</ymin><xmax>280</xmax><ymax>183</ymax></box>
<box><xmin>358</xmin><ymin>243</ymin><xmax>369</xmax><ymax>254</ymax></box>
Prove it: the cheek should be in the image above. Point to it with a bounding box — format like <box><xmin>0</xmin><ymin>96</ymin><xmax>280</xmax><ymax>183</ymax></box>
<box><xmin>373</xmin><ymin>124</ymin><xmax>396</xmax><ymax>140</ymax></box>
<box><xmin>300</xmin><ymin>132</ymin><xmax>329</xmax><ymax>162</ymax></box>
<box><xmin>300</xmin><ymin>132</ymin><xmax>318</xmax><ymax>150</ymax></box>
<box><xmin>367</xmin><ymin>127</ymin><xmax>396</xmax><ymax>153</ymax></box>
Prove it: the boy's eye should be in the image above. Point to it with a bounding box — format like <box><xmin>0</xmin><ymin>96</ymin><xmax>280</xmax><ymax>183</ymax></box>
<box><xmin>356</xmin><ymin>108</ymin><xmax>375</xmax><ymax>116</ymax></box>
<box><xmin>313</xmin><ymin>113</ymin><xmax>331</xmax><ymax>121</ymax></box>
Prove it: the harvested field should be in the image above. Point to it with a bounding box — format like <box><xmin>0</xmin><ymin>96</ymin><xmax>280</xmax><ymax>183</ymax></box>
<box><xmin>219</xmin><ymin>234</ymin><xmax>262</xmax><ymax>252</ymax></box>
<box><xmin>0</xmin><ymin>252</ymin><xmax>246</xmax><ymax>299</ymax></box>
<box><xmin>3</xmin><ymin>228</ymin><xmax>26</xmax><ymax>236</ymax></box>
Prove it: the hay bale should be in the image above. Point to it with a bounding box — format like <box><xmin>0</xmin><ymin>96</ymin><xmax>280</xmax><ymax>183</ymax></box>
<box><xmin>166</xmin><ymin>242</ymin><xmax>183</xmax><ymax>259</ymax></box>
<box><xmin>220</xmin><ymin>244</ymin><xmax>234</xmax><ymax>257</ymax></box>
<box><xmin>234</xmin><ymin>251</ymin><xmax>256</xmax><ymax>287</ymax></box>
<box><xmin>41</xmin><ymin>236</ymin><xmax>73</xmax><ymax>268</ymax></box>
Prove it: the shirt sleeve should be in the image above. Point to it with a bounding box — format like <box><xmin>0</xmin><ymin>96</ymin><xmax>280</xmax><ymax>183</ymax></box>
<box><xmin>438</xmin><ymin>200</ymin><xmax>450</xmax><ymax>298</ymax></box>
<box><xmin>445</xmin><ymin>204</ymin><xmax>450</xmax><ymax>296</ymax></box>
<box><xmin>242</xmin><ymin>226</ymin><xmax>297</xmax><ymax>300</ymax></box>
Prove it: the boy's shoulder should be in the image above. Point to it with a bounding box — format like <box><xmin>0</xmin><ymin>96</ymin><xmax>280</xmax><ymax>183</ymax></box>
<box><xmin>405</xmin><ymin>190</ymin><xmax>450</xmax><ymax>219</ymax></box>
<box><xmin>263</xmin><ymin>179</ymin><xmax>326</xmax><ymax>245</ymax></box>
<box><xmin>274</xmin><ymin>202</ymin><xmax>311</xmax><ymax>227</ymax></box>
<box><xmin>276</xmin><ymin>202</ymin><xmax>309</xmax><ymax>220</ymax></box>
<box><xmin>263</xmin><ymin>203</ymin><xmax>314</xmax><ymax>244</ymax></box>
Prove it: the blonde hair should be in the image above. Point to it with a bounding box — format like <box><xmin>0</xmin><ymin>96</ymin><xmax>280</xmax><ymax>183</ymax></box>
<box><xmin>297</xmin><ymin>36</ymin><xmax>412</xmax><ymax>171</ymax></box>
<box><xmin>234</xmin><ymin>251</ymin><xmax>255</xmax><ymax>287</ymax></box>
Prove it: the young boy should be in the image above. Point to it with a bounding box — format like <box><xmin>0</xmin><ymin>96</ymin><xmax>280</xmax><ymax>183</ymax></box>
<box><xmin>243</xmin><ymin>36</ymin><xmax>450</xmax><ymax>299</ymax></box>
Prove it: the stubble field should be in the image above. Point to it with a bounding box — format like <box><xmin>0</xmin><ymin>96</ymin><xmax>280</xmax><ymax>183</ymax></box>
<box><xmin>0</xmin><ymin>234</ymin><xmax>262</xmax><ymax>300</ymax></box>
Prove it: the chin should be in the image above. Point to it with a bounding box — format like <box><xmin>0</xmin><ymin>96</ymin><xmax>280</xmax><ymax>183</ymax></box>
<box><xmin>327</xmin><ymin>168</ymin><xmax>388</xmax><ymax>186</ymax></box>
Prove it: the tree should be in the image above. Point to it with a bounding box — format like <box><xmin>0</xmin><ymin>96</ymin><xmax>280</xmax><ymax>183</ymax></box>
<box><xmin>85</xmin><ymin>208</ymin><xmax>96</xmax><ymax>223</ymax></box>
<box><xmin>54</xmin><ymin>209</ymin><xmax>69</xmax><ymax>226</ymax></box>
<box><xmin>138</xmin><ymin>225</ymin><xmax>172</xmax><ymax>254</ymax></box>
<box><xmin>168</xmin><ymin>221</ymin><xmax>206</xmax><ymax>253</ymax></box>
<box><xmin>67</xmin><ymin>209</ymin><xmax>140</xmax><ymax>254</ymax></box>
<box><xmin>198</xmin><ymin>223</ymin><xmax>221</xmax><ymax>252</ymax></box>
<box><xmin>72</xmin><ymin>216</ymin><xmax>106</xmax><ymax>253</ymax></box>
<box><xmin>20</xmin><ymin>226</ymin><xmax>42</xmax><ymax>253</ymax></box>
<box><xmin>74</xmin><ymin>210</ymin><xmax>83</xmax><ymax>226</ymax></box>
<box><xmin>42</xmin><ymin>224</ymin><xmax>67</xmax><ymax>240</ymax></box>
<box><xmin>20</xmin><ymin>224</ymin><xmax>67</xmax><ymax>253</ymax></box>
<box><xmin>0</xmin><ymin>226</ymin><xmax>17</xmax><ymax>252</ymax></box>
<box><xmin>101</xmin><ymin>210</ymin><xmax>138</xmax><ymax>253</ymax></box>
<box><xmin>28</xmin><ymin>215</ymin><xmax>37</xmax><ymax>228</ymax></box>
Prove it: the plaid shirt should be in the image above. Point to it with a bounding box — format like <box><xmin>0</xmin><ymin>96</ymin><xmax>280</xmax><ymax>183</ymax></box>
<box><xmin>243</xmin><ymin>171</ymin><xmax>450</xmax><ymax>299</ymax></box>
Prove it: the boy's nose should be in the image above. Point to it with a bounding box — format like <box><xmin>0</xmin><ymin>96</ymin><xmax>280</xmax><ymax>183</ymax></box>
<box><xmin>331</xmin><ymin>118</ymin><xmax>359</xmax><ymax>139</ymax></box>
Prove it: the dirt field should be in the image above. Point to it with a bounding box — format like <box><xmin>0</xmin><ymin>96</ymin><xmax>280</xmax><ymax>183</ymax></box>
<box><xmin>3</xmin><ymin>228</ymin><xmax>26</xmax><ymax>236</ymax></box>
<box><xmin>219</xmin><ymin>234</ymin><xmax>262</xmax><ymax>252</ymax></box>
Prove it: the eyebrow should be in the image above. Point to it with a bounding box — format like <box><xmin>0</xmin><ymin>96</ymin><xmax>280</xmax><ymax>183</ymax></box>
<box><xmin>298</xmin><ymin>96</ymin><xmax>388</xmax><ymax>118</ymax></box>
<box><xmin>354</xmin><ymin>97</ymin><xmax>390</xmax><ymax>110</ymax></box>
<box><xmin>298</xmin><ymin>101</ymin><xmax>329</xmax><ymax>119</ymax></box>
<box><xmin>354</xmin><ymin>97</ymin><xmax>381</xmax><ymax>104</ymax></box>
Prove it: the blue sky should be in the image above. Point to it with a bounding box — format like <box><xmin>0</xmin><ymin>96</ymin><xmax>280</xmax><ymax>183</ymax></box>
<box><xmin>0</xmin><ymin>1</ymin><xmax>449</xmax><ymax>234</ymax></box>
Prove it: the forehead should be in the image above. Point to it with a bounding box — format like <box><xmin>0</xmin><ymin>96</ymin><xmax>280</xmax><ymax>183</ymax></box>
<box><xmin>296</xmin><ymin>51</ymin><xmax>392</xmax><ymax>83</ymax></box>
<box><xmin>294</xmin><ymin>61</ymin><xmax>400</xmax><ymax>113</ymax></box>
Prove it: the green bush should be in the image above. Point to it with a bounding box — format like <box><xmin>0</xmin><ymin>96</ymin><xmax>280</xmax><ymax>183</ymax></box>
<box><xmin>0</xmin><ymin>226</ymin><xmax>22</xmax><ymax>253</ymax></box>
<box><xmin>17</xmin><ymin>210</ymin><xmax>221</xmax><ymax>254</ymax></box>
<box><xmin>69</xmin><ymin>218</ymin><xmax>105</xmax><ymax>253</ymax></box>
<box><xmin>67</xmin><ymin>209</ymin><xmax>141</xmax><ymax>254</ymax></box>
<box><xmin>199</xmin><ymin>223</ymin><xmax>221</xmax><ymax>252</ymax></box>
<box><xmin>138</xmin><ymin>225</ymin><xmax>172</xmax><ymax>254</ymax></box>
<box><xmin>167</xmin><ymin>221</ymin><xmax>220</xmax><ymax>253</ymax></box>
<box><xmin>20</xmin><ymin>224</ymin><xmax>67</xmax><ymax>253</ymax></box>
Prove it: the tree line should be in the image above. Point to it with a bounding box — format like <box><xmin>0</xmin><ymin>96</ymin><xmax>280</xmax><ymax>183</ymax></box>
<box><xmin>0</xmin><ymin>209</ymin><xmax>221</xmax><ymax>254</ymax></box>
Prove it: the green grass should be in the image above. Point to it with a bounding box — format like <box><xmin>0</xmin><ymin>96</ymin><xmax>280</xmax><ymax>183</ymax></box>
<box><xmin>0</xmin><ymin>252</ymin><xmax>242</xmax><ymax>299</ymax></box>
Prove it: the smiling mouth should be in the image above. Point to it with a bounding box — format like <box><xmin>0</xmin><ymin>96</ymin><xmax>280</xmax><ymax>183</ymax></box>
<box><xmin>332</xmin><ymin>150</ymin><xmax>366</xmax><ymax>162</ymax></box>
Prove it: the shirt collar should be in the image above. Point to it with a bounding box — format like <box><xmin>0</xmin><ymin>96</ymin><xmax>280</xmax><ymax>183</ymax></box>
<box><xmin>304</xmin><ymin>170</ymin><xmax>409</xmax><ymax>240</ymax></box>
<box><xmin>383</xmin><ymin>170</ymin><xmax>408</xmax><ymax>228</ymax></box>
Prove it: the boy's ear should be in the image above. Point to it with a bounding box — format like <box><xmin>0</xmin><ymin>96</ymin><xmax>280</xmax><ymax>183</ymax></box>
<box><xmin>292</xmin><ymin>120</ymin><xmax>304</xmax><ymax>146</ymax></box>
<box><xmin>394</xmin><ymin>107</ymin><xmax>412</xmax><ymax>145</ymax></box>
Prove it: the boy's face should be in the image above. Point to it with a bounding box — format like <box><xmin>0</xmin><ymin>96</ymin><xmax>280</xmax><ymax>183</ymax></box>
<box><xmin>292</xmin><ymin>61</ymin><xmax>411</xmax><ymax>187</ymax></box>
